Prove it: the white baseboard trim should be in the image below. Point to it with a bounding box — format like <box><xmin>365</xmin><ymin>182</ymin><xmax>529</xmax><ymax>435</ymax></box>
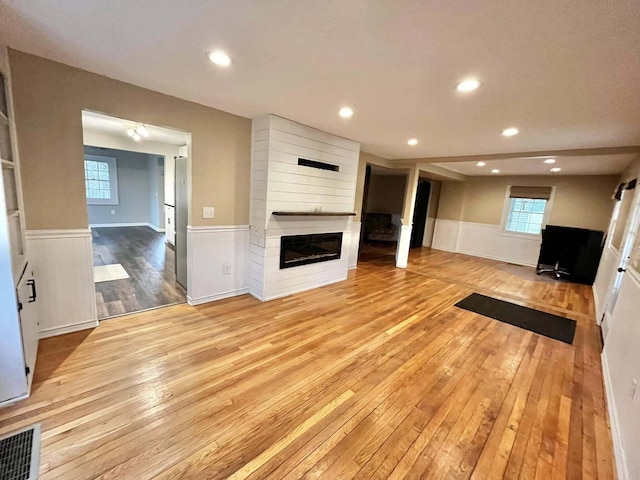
<box><xmin>601</xmin><ymin>353</ymin><xmax>628</xmax><ymax>480</ymax></box>
<box><xmin>0</xmin><ymin>393</ymin><xmax>29</xmax><ymax>409</ymax></box>
<box><xmin>187</xmin><ymin>287</ymin><xmax>249</xmax><ymax>306</ymax></box>
<box><xmin>348</xmin><ymin>264</ymin><xmax>358</xmax><ymax>270</ymax></box>
<box><xmin>39</xmin><ymin>319</ymin><xmax>99</xmax><ymax>339</ymax></box>
<box><xmin>148</xmin><ymin>224</ymin><xmax>166</xmax><ymax>233</ymax></box>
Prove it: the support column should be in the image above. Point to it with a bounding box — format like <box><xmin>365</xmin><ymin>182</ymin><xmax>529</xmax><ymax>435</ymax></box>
<box><xmin>396</xmin><ymin>165</ymin><xmax>420</xmax><ymax>268</ymax></box>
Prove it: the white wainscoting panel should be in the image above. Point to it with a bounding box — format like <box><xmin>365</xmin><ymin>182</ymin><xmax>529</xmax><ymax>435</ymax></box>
<box><xmin>431</xmin><ymin>220</ymin><xmax>541</xmax><ymax>267</ymax></box>
<box><xmin>186</xmin><ymin>226</ymin><xmax>250</xmax><ymax>305</ymax></box>
<box><xmin>432</xmin><ymin>219</ymin><xmax>460</xmax><ymax>252</ymax></box>
<box><xmin>422</xmin><ymin>217</ymin><xmax>436</xmax><ymax>247</ymax></box>
<box><xmin>25</xmin><ymin>230</ymin><xmax>98</xmax><ymax>338</ymax></box>
<box><xmin>601</xmin><ymin>269</ymin><xmax>640</xmax><ymax>480</ymax></box>
<box><xmin>593</xmin><ymin>246</ymin><xmax>619</xmax><ymax>324</ymax></box>
<box><xmin>347</xmin><ymin>221</ymin><xmax>361</xmax><ymax>270</ymax></box>
<box><xmin>456</xmin><ymin>222</ymin><xmax>540</xmax><ymax>267</ymax></box>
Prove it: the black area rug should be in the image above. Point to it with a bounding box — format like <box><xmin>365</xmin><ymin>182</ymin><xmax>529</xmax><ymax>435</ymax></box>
<box><xmin>455</xmin><ymin>293</ymin><xmax>576</xmax><ymax>345</ymax></box>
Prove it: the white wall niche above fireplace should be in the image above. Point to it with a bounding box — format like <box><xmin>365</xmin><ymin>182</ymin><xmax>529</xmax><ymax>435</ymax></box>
<box><xmin>249</xmin><ymin>115</ymin><xmax>360</xmax><ymax>301</ymax></box>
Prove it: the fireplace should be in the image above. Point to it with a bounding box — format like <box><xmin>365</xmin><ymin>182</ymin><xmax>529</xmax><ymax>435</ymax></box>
<box><xmin>280</xmin><ymin>232</ymin><xmax>343</xmax><ymax>269</ymax></box>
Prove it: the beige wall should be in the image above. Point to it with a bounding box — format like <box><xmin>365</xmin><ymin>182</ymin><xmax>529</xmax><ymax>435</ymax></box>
<box><xmin>437</xmin><ymin>175</ymin><xmax>619</xmax><ymax>231</ymax></box>
<box><xmin>366</xmin><ymin>174</ymin><xmax>406</xmax><ymax>214</ymax></box>
<box><xmin>436</xmin><ymin>180</ymin><xmax>466</xmax><ymax>221</ymax></box>
<box><xmin>9</xmin><ymin>50</ymin><xmax>251</xmax><ymax>229</ymax></box>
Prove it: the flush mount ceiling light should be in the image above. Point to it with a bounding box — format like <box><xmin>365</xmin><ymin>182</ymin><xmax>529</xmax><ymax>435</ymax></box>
<box><xmin>127</xmin><ymin>124</ymin><xmax>149</xmax><ymax>142</ymax></box>
<box><xmin>550</xmin><ymin>167</ymin><xmax>561</xmax><ymax>173</ymax></box>
<box><xmin>491</xmin><ymin>169</ymin><xmax>500</xmax><ymax>174</ymax></box>
<box><xmin>207</xmin><ymin>50</ymin><xmax>232</xmax><ymax>66</ymax></box>
<box><xmin>407</xmin><ymin>138</ymin><xmax>418</xmax><ymax>146</ymax></box>
<box><xmin>476</xmin><ymin>161</ymin><xmax>486</xmax><ymax>167</ymax></box>
<box><xmin>339</xmin><ymin>107</ymin><xmax>354</xmax><ymax>118</ymax></box>
<box><xmin>501</xmin><ymin>127</ymin><xmax>520</xmax><ymax>137</ymax></box>
<box><xmin>456</xmin><ymin>78</ymin><xmax>481</xmax><ymax>92</ymax></box>
<box><xmin>544</xmin><ymin>158</ymin><xmax>556</xmax><ymax>164</ymax></box>
<box><xmin>136</xmin><ymin>125</ymin><xmax>149</xmax><ymax>138</ymax></box>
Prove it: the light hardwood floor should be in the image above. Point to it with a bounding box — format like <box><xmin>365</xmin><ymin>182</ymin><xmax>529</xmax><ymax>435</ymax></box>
<box><xmin>0</xmin><ymin>249</ymin><xmax>614</xmax><ymax>479</ymax></box>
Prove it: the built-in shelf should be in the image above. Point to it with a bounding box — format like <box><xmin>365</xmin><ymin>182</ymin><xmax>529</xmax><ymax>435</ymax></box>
<box><xmin>272</xmin><ymin>211</ymin><xmax>356</xmax><ymax>217</ymax></box>
<box><xmin>0</xmin><ymin>111</ymin><xmax>8</xmax><ymax>125</ymax></box>
<box><xmin>1</xmin><ymin>159</ymin><xmax>14</xmax><ymax>168</ymax></box>
<box><xmin>7</xmin><ymin>209</ymin><xmax>19</xmax><ymax>219</ymax></box>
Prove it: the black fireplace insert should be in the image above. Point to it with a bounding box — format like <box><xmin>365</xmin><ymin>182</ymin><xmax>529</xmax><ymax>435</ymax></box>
<box><xmin>280</xmin><ymin>232</ymin><xmax>343</xmax><ymax>269</ymax></box>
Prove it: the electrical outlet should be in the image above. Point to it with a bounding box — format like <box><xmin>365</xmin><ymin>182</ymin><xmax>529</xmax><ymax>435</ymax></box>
<box><xmin>223</xmin><ymin>263</ymin><xmax>231</xmax><ymax>274</ymax></box>
<box><xmin>203</xmin><ymin>207</ymin><xmax>215</xmax><ymax>219</ymax></box>
<box><xmin>111</xmin><ymin>209</ymin><xmax>115</xmax><ymax>215</ymax></box>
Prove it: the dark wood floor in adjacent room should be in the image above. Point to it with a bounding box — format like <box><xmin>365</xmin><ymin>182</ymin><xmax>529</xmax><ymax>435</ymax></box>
<box><xmin>92</xmin><ymin>226</ymin><xmax>185</xmax><ymax>319</ymax></box>
<box><xmin>0</xmin><ymin>248</ymin><xmax>614</xmax><ymax>479</ymax></box>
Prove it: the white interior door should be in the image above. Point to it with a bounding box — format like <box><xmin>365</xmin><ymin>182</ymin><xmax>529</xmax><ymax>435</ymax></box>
<box><xmin>602</xmin><ymin>184</ymin><xmax>640</xmax><ymax>335</ymax></box>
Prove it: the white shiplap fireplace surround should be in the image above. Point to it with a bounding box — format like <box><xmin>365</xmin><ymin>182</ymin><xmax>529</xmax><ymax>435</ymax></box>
<box><xmin>249</xmin><ymin>115</ymin><xmax>360</xmax><ymax>301</ymax></box>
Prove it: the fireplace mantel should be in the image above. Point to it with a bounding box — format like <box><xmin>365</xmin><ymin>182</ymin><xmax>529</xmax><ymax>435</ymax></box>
<box><xmin>272</xmin><ymin>211</ymin><xmax>356</xmax><ymax>217</ymax></box>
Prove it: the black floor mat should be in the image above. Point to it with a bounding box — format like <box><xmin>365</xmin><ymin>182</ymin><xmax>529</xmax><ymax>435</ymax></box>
<box><xmin>455</xmin><ymin>293</ymin><xmax>577</xmax><ymax>344</ymax></box>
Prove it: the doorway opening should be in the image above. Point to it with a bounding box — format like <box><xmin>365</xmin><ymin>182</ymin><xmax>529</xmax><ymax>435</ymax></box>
<box><xmin>359</xmin><ymin>165</ymin><xmax>407</xmax><ymax>264</ymax></box>
<box><xmin>410</xmin><ymin>179</ymin><xmax>431</xmax><ymax>249</ymax></box>
<box><xmin>82</xmin><ymin>111</ymin><xmax>191</xmax><ymax>319</ymax></box>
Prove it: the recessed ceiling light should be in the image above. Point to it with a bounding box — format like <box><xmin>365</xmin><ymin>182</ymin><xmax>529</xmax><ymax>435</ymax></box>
<box><xmin>207</xmin><ymin>50</ymin><xmax>232</xmax><ymax>66</ymax></box>
<box><xmin>407</xmin><ymin>138</ymin><xmax>418</xmax><ymax>146</ymax></box>
<box><xmin>456</xmin><ymin>79</ymin><xmax>481</xmax><ymax>92</ymax></box>
<box><xmin>544</xmin><ymin>158</ymin><xmax>556</xmax><ymax>164</ymax></box>
<box><xmin>550</xmin><ymin>167</ymin><xmax>561</xmax><ymax>173</ymax></box>
<box><xmin>339</xmin><ymin>107</ymin><xmax>354</xmax><ymax>118</ymax></box>
<box><xmin>491</xmin><ymin>169</ymin><xmax>500</xmax><ymax>174</ymax></box>
<box><xmin>476</xmin><ymin>161</ymin><xmax>486</xmax><ymax>167</ymax></box>
<box><xmin>502</xmin><ymin>127</ymin><xmax>520</xmax><ymax>137</ymax></box>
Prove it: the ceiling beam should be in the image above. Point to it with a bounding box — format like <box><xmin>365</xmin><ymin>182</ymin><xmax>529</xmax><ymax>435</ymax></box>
<box><xmin>393</xmin><ymin>161</ymin><xmax>466</xmax><ymax>181</ymax></box>
<box><xmin>394</xmin><ymin>146</ymin><xmax>640</xmax><ymax>164</ymax></box>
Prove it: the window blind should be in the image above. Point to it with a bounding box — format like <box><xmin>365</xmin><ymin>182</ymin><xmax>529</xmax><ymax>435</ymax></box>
<box><xmin>509</xmin><ymin>186</ymin><xmax>552</xmax><ymax>200</ymax></box>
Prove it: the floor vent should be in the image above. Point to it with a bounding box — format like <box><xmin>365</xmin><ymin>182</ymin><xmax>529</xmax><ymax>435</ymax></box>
<box><xmin>0</xmin><ymin>424</ymin><xmax>41</xmax><ymax>480</ymax></box>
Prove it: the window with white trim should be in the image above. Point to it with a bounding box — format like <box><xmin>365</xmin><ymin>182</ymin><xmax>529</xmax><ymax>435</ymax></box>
<box><xmin>503</xmin><ymin>186</ymin><xmax>553</xmax><ymax>235</ymax></box>
<box><xmin>84</xmin><ymin>155</ymin><xmax>118</xmax><ymax>205</ymax></box>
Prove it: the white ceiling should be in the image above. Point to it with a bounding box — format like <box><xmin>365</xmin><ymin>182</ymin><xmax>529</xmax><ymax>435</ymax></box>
<box><xmin>1</xmin><ymin>0</ymin><xmax>639</xmax><ymax>166</ymax></box>
<box><xmin>433</xmin><ymin>154</ymin><xmax>637</xmax><ymax>177</ymax></box>
<box><xmin>82</xmin><ymin>111</ymin><xmax>189</xmax><ymax>146</ymax></box>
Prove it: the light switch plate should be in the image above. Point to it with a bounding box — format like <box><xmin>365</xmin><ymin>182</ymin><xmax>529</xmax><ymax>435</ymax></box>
<box><xmin>202</xmin><ymin>207</ymin><xmax>215</xmax><ymax>219</ymax></box>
